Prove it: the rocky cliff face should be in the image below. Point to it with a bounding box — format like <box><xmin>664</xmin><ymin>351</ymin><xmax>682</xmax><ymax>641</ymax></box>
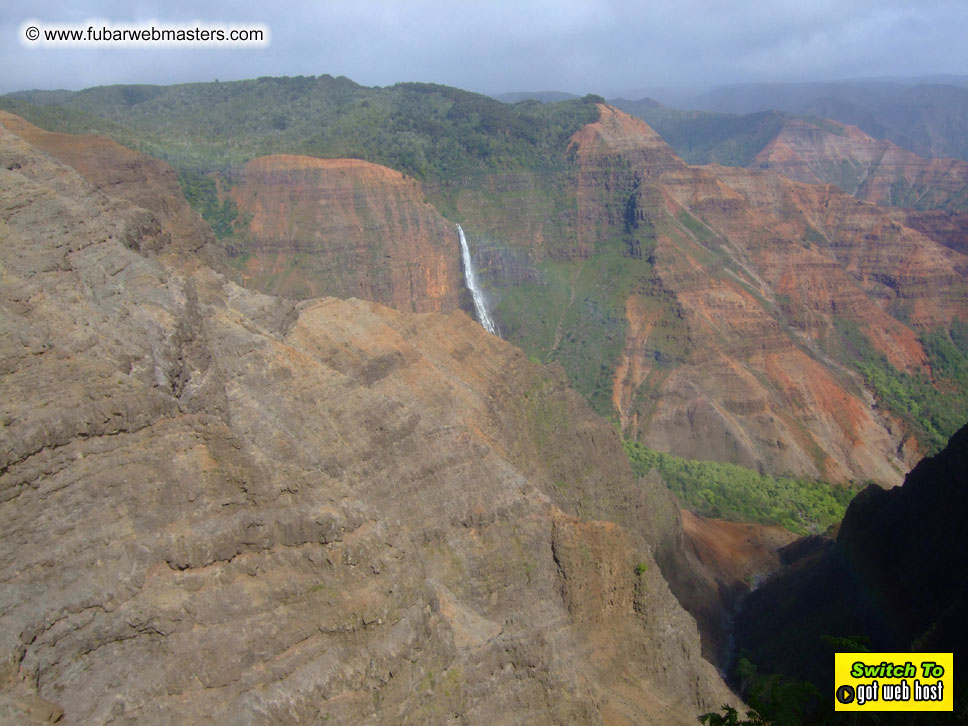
<box><xmin>749</xmin><ymin>116</ymin><xmax>968</xmax><ymax>213</ymax></box>
<box><xmin>12</xmin><ymin>95</ymin><xmax>961</xmax><ymax>489</ymax></box>
<box><xmin>746</xmin><ymin>114</ymin><xmax>968</xmax><ymax>262</ymax></box>
<box><xmin>541</xmin><ymin>106</ymin><xmax>966</xmax><ymax>484</ymax></box>
<box><xmin>903</xmin><ymin>209</ymin><xmax>968</xmax><ymax>256</ymax></box>
<box><xmin>0</xmin><ymin>118</ymin><xmax>736</xmax><ymax>724</ymax></box>
<box><xmin>228</xmin><ymin>154</ymin><xmax>461</xmax><ymax>312</ymax></box>
<box><xmin>0</xmin><ymin>111</ymin><xmax>218</xmax><ymax>259</ymax></box>
<box><xmin>6</xmin><ymin>84</ymin><xmax>967</xmax><ymax>485</ymax></box>
<box><xmin>216</xmin><ymin>105</ymin><xmax>966</xmax><ymax>486</ymax></box>
<box><xmin>704</xmin><ymin>163</ymin><xmax>966</xmax><ymax>331</ymax></box>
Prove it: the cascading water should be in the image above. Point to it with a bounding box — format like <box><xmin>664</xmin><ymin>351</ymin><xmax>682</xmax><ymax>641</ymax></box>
<box><xmin>457</xmin><ymin>224</ymin><xmax>497</xmax><ymax>335</ymax></box>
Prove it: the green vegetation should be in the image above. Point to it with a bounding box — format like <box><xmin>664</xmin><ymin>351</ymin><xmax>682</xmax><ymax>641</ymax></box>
<box><xmin>497</xmin><ymin>239</ymin><xmax>670</xmax><ymax>419</ymax></box>
<box><xmin>494</xmin><ymin>192</ymin><xmax>692</xmax><ymax>423</ymax></box>
<box><xmin>176</xmin><ymin>170</ymin><xmax>239</xmax><ymax>238</ymax></box>
<box><xmin>0</xmin><ymin>97</ymin><xmax>149</xmax><ymax>148</ymax></box>
<box><xmin>720</xmin><ymin>639</ymin><xmax>968</xmax><ymax>725</ymax></box>
<box><xmin>543</xmin><ymin>252</ymin><xmax>634</xmax><ymax>417</ymax></box>
<box><xmin>834</xmin><ymin>319</ymin><xmax>968</xmax><ymax>454</ymax></box>
<box><xmin>698</xmin><ymin>705</ymin><xmax>772</xmax><ymax>726</ymax></box>
<box><xmin>676</xmin><ymin>209</ymin><xmax>715</xmax><ymax>242</ymax></box>
<box><xmin>790</xmin><ymin>114</ymin><xmax>847</xmax><ymax>137</ymax></box>
<box><xmin>624</xmin><ymin>439</ymin><xmax>860</xmax><ymax>534</ymax></box>
<box><xmin>2</xmin><ymin>77</ymin><xmax>601</xmax><ymax>262</ymax></box>
<box><xmin>709</xmin><ymin>656</ymin><xmax>822</xmax><ymax>726</ymax></box>
<box><xmin>2</xmin><ymin>76</ymin><xmax>599</xmax><ymax>182</ymax></box>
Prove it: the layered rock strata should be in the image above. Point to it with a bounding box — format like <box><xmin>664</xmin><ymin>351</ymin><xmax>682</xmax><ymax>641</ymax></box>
<box><xmin>749</xmin><ymin>116</ymin><xmax>968</xmax><ymax>213</ymax></box>
<box><xmin>0</xmin><ymin>110</ymin><xmax>219</xmax><ymax>261</ymax></box>
<box><xmin>0</xmin><ymin>117</ymin><xmax>736</xmax><ymax>724</ymax></box>
<box><xmin>229</xmin><ymin>154</ymin><xmax>461</xmax><ymax>311</ymax></box>
<box><xmin>566</xmin><ymin>106</ymin><xmax>967</xmax><ymax>484</ymax></box>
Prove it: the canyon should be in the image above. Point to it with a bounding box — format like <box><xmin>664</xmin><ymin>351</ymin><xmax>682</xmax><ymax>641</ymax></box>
<box><xmin>191</xmin><ymin>102</ymin><xmax>966</xmax><ymax>487</ymax></box>
<box><xmin>2</xmin><ymin>77</ymin><xmax>967</xmax><ymax>722</ymax></box>
<box><xmin>466</xmin><ymin>106</ymin><xmax>965</xmax><ymax>484</ymax></box>
<box><xmin>748</xmin><ymin>115</ymin><xmax>968</xmax><ymax>213</ymax></box>
<box><xmin>0</xmin><ymin>114</ymin><xmax>742</xmax><ymax>724</ymax></box>
<box><xmin>6</xmin><ymin>79</ymin><xmax>965</xmax><ymax>486</ymax></box>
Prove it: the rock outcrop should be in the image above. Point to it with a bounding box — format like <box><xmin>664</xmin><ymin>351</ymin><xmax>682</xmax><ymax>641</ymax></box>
<box><xmin>0</xmin><ymin>118</ymin><xmax>736</xmax><ymax>723</ymax></box>
<box><xmin>749</xmin><ymin>115</ymin><xmax>968</xmax><ymax>213</ymax></box>
<box><xmin>0</xmin><ymin>110</ymin><xmax>218</xmax><ymax>260</ymax></box>
<box><xmin>560</xmin><ymin>106</ymin><xmax>966</xmax><ymax>484</ymax></box>
<box><xmin>228</xmin><ymin>154</ymin><xmax>461</xmax><ymax>311</ymax></box>
<box><xmin>903</xmin><ymin>209</ymin><xmax>968</xmax><ymax>256</ymax></box>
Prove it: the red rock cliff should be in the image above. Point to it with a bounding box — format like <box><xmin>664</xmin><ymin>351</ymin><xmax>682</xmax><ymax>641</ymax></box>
<box><xmin>229</xmin><ymin>154</ymin><xmax>461</xmax><ymax>312</ymax></box>
<box><xmin>567</xmin><ymin>106</ymin><xmax>967</xmax><ymax>484</ymax></box>
<box><xmin>750</xmin><ymin>116</ymin><xmax>968</xmax><ymax>213</ymax></box>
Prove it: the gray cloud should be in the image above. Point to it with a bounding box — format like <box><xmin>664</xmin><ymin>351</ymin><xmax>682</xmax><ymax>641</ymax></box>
<box><xmin>2</xmin><ymin>0</ymin><xmax>966</xmax><ymax>95</ymax></box>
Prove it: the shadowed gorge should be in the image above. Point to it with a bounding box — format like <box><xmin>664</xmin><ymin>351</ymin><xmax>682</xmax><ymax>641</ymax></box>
<box><xmin>729</xmin><ymin>423</ymin><xmax>968</xmax><ymax>723</ymax></box>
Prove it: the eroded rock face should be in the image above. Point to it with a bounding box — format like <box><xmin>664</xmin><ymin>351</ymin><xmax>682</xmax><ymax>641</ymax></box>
<box><xmin>0</xmin><ymin>110</ymin><xmax>218</xmax><ymax>259</ymax></box>
<box><xmin>229</xmin><ymin>154</ymin><xmax>461</xmax><ymax>311</ymax></box>
<box><xmin>749</xmin><ymin>116</ymin><xmax>968</xmax><ymax>213</ymax></box>
<box><xmin>902</xmin><ymin>209</ymin><xmax>968</xmax><ymax>256</ymax></box>
<box><xmin>575</xmin><ymin>107</ymin><xmax>968</xmax><ymax>484</ymax></box>
<box><xmin>677</xmin><ymin>511</ymin><xmax>798</xmax><ymax>664</ymax></box>
<box><xmin>418</xmin><ymin>105</ymin><xmax>964</xmax><ymax>486</ymax></box>
<box><xmin>566</xmin><ymin>106</ymin><xmax>967</xmax><ymax>485</ymax></box>
<box><xmin>708</xmin><ymin>163</ymin><xmax>967</xmax><ymax>330</ymax></box>
<box><xmin>0</xmin><ymin>120</ymin><xmax>736</xmax><ymax>723</ymax></box>
<box><xmin>388</xmin><ymin>105</ymin><xmax>956</xmax><ymax>485</ymax></box>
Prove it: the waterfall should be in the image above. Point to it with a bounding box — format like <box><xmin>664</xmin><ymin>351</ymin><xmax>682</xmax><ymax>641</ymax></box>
<box><xmin>457</xmin><ymin>224</ymin><xmax>497</xmax><ymax>335</ymax></box>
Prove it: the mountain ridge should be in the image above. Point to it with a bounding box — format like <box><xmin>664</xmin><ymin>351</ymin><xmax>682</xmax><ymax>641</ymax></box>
<box><xmin>1</xmin><ymin>79</ymin><xmax>965</xmax><ymax>483</ymax></box>
<box><xmin>0</xmin><ymin>112</ymin><xmax>739</xmax><ymax>725</ymax></box>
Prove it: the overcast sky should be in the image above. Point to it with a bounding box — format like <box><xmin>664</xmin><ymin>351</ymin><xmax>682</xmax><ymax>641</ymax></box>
<box><xmin>3</xmin><ymin>0</ymin><xmax>967</xmax><ymax>97</ymax></box>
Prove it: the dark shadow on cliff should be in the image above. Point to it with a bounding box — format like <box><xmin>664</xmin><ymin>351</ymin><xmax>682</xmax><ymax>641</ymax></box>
<box><xmin>730</xmin><ymin>423</ymin><xmax>968</xmax><ymax>723</ymax></box>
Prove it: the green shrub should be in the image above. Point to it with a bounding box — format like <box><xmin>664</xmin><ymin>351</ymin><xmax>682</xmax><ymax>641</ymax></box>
<box><xmin>624</xmin><ymin>439</ymin><xmax>860</xmax><ymax>534</ymax></box>
<box><xmin>834</xmin><ymin>319</ymin><xmax>968</xmax><ymax>454</ymax></box>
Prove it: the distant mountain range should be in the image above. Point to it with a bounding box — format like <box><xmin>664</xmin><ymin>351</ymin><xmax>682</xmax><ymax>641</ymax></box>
<box><xmin>609</xmin><ymin>104</ymin><xmax>968</xmax><ymax>214</ymax></box>
<box><xmin>497</xmin><ymin>78</ymin><xmax>968</xmax><ymax>163</ymax></box>
<box><xmin>667</xmin><ymin>80</ymin><xmax>968</xmax><ymax>163</ymax></box>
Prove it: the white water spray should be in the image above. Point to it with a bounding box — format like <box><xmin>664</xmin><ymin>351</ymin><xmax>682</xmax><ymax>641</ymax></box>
<box><xmin>457</xmin><ymin>224</ymin><xmax>497</xmax><ymax>335</ymax></box>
